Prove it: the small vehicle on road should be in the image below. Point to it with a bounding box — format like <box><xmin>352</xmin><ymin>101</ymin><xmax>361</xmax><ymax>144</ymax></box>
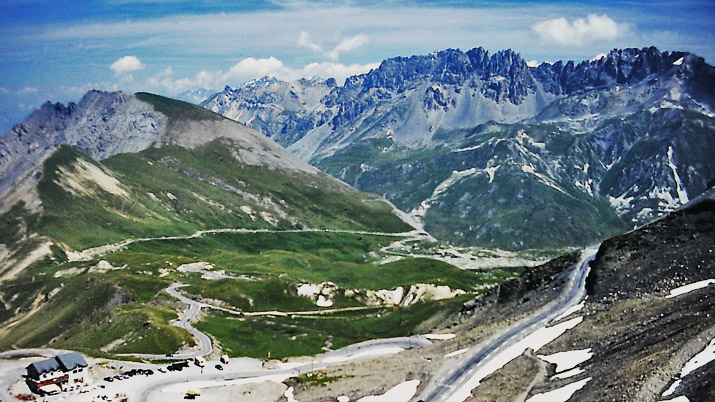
<box><xmin>215</xmin><ymin>364</ymin><xmax>223</xmax><ymax>370</ymax></box>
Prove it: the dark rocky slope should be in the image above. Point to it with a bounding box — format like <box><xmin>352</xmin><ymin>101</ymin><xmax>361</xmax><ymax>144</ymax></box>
<box><xmin>276</xmin><ymin>195</ymin><xmax>714</xmax><ymax>402</ymax></box>
<box><xmin>463</xmin><ymin>196</ymin><xmax>715</xmax><ymax>401</ymax></box>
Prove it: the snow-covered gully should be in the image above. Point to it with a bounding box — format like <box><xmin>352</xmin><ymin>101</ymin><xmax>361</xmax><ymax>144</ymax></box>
<box><xmin>417</xmin><ymin>246</ymin><xmax>599</xmax><ymax>402</ymax></box>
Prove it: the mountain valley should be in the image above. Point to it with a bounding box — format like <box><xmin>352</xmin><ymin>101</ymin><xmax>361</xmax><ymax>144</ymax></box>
<box><xmin>0</xmin><ymin>45</ymin><xmax>713</xmax><ymax>402</ymax></box>
<box><xmin>0</xmin><ymin>92</ymin><xmax>517</xmax><ymax>364</ymax></box>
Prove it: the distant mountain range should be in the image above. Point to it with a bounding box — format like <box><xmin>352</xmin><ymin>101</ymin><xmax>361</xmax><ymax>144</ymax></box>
<box><xmin>203</xmin><ymin>46</ymin><xmax>715</xmax><ymax>249</ymax></box>
<box><xmin>176</xmin><ymin>88</ymin><xmax>216</xmax><ymax>105</ymax></box>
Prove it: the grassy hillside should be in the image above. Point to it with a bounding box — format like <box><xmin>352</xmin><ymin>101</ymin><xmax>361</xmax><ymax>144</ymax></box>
<box><xmin>10</xmin><ymin>141</ymin><xmax>409</xmax><ymax>251</ymax></box>
<box><xmin>0</xmin><ymin>138</ymin><xmax>523</xmax><ymax>359</ymax></box>
<box><xmin>0</xmin><ymin>225</ymin><xmax>518</xmax><ymax>358</ymax></box>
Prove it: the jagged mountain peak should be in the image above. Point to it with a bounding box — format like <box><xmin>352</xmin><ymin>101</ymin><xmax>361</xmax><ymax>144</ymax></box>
<box><xmin>352</xmin><ymin>47</ymin><xmax>529</xmax><ymax>93</ymax></box>
<box><xmin>0</xmin><ymin>90</ymin><xmax>321</xmax><ymax>213</ymax></box>
<box><xmin>205</xmin><ymin>46</ymin><xmax>714</xmax><ymax>161</ymax></box>
<box><xmin>203</xmin><ymin>45</ymin><xmax>715</xmax><ymax>250</ymax></box>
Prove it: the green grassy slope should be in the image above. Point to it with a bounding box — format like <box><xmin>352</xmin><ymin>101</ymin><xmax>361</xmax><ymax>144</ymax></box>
<box><xmin>0</xmin><ymin>94</ymin><xmax>525</xmax><ymax>360</ymax></box>
<box><xmin>14</xmin><ymin>140</ymin><xmax>409</xmax><ymax>251</ymax></box>
<box><xmin>0</xmin><ymin>135</ymin><xmax>496</xmax><ymax>359</ymax></box>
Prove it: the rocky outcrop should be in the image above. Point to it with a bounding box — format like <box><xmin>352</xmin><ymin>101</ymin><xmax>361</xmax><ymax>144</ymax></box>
<box><xmin>296</xmin><ymin>282</ymin><xmax>466</xmax><ymax>308</ymax></box>
<box><xmin>0</xmin><ymin>91</ymin><xmax>163</xmax><ymax>200</ymax></box>
<box><xmin>452</xmin><ymin>196</ymin><xmax>715</xmax><ymax>402</ymax></box>
<box><xmin>0</xmin><ymin>91</ymin><xmax>320</xmax><ymax>213</ymax></box>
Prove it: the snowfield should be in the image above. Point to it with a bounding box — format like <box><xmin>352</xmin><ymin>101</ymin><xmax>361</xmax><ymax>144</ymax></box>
<box><xmin>665</xmin><ymin>279</ymin><xmax>715</xmax><ymax>298</ymax></box>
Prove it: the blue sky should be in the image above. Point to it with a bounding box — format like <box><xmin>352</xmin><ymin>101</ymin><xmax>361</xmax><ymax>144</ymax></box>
<box><xmin>1</xmin><ymin>0</ymin><xmax>714</xmax><ymax>132</ymax></box>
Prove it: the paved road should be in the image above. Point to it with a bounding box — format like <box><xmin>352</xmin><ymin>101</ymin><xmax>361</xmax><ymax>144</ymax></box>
<box><xmin>0</xmin><ymin>338</ymin><xmax>431</xmax><ymax>401</ymax></box>
<box><xmin>117</xmin><ymin>284</ymin><xmax>213</xmax><ymax>361</ymax></box>
<box><xmin>417</xmin><ymin>246</ymin><xmax>599</xmax><ymax>402</ymax></box>
<box><xmin>68</xmin><ymin>228</ymin><xmax>420</xmax><ymax>262</ymax></box>
<box><xmin>137</xmin><ymin>336</ymin><xmax>431</xmax><ymax>402</ymax></box>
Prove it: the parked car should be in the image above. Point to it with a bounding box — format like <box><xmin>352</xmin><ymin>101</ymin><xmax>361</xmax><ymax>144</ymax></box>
<box><xmin>215</xmin><ymin>364</ymin><xmax>223</xmax><ymax>371</ymax></box>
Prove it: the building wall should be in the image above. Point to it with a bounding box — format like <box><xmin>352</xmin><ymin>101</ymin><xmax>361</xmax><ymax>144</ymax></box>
<box><xmin>68</xmin><ymin>367</ymin><xmax>87</xmax><ymax>385</ymax></box>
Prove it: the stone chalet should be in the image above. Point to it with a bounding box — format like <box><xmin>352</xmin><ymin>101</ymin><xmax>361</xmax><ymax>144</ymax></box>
<box><xmin>25</xmin><ymin>352</ymin><xmax>89</xmax><ymax>395</ymax></box>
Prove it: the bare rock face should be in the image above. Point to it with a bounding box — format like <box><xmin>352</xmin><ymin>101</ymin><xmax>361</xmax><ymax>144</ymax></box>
<box><xmin>202</xmin><ymin>77</ymin><xmax>335</xmax><ymax>148</ymax></box>
<box><xmin>0</xmin><ymin>91</ymin><xmax>164</xmax><ymax>200</ymax></box>
<box><xmin>0</xmin><ymin>90</ymin><xmax>319</xmax><ymax>212</ymax></box>
<box><xmin>201</xmin><ymin>46</ymin><xmax>715</xmax><ymax>250</ymax></box>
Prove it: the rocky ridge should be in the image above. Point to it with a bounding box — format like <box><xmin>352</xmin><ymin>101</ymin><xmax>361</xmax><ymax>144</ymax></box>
<box><xmin>0</xmin><ymin>91</ymin><xmax>319</xmax><ymax>214</ymax></box>
<box><xmin>204</xmin><ymin>46</ymin><xmax>715</xmax><ymax>249</ymax></box>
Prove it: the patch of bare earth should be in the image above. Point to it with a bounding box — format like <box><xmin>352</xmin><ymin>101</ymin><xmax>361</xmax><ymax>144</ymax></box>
<box><xmin>0</xmin><ymin>240</ymin><xmax>53</xmax><ymax>283</ymax></box>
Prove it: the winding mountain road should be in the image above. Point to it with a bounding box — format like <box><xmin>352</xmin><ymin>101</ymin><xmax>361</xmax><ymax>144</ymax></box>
<box><xmin>67</xmin><ymin>228</ymin><xmax>422</xmax><ymax>262</ymax></box>
<box><xmin>0</xmin><ymin>241</ymin><xmax>598</xmax><ymax>401</ymax></box>
<box><xmin>0</xmin><ymin>337</ymin><xmax>432</xmax><ymax>402</ymax></box>
<box><xmin>417</xmin><ymin>246</ymin><xmax>599</xmax><ymax>402</ymax></box>
<box><xmin>118</xmin><ymin>284</ymin><xmax>212</xmax><ymax>360</ymax></box>
<box><xmin>64</xmin><ymin>227</ymin><xmax>428</xmax><ymax>361</ymax></box>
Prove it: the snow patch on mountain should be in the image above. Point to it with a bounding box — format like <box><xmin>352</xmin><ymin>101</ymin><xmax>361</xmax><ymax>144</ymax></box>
<box><xmin>411</xmin><ymin>168</ymin><xmax>479</xmax><ymax>221</ymax></box>
<box><xmin>484</xmin><ymin>165</ymin><xmax>499</xmax><ymax>183</ymax></box>
<box><xmin>666</xmin><ymin>146</ymin><xmax>689</xmax><ymax>204</ymax></box>
<box><xmin>609</xmin><ymin>193</ymin><xmax>635</xmax><ymax>215</ymax></box>
<box><xmin>520</xmin><ymin>163</ymin><xmax>567</xmax><ymax>195</ymax></box>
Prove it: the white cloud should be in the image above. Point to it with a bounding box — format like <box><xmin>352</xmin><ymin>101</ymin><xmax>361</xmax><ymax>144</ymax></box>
<box><xmin>225</xmin><ymin>56</ymin><xmax>287</xmax><ymax>82</ymax></box>
<box><xmin>0</xmin><ymin>87</ymin><xmax>10</xmax><ymax>94</ymax></box>
<box><xmin>301</xmin><ymin>61</ymin><xmax>379</xmax><ymax>82</ymax></box>
<box><xmin>327</xmin><ymin>33</ymin><xmax>370</xmax><ymax>60</ymax></box>
<box><xmin>159</xmin><ymin>66</ymin><xmax>173</xmax><ymax>77</ymax></box>
<box><xmin>298</xmin><ymin>31</ymin><xmax>370</xmax><ymax>61</ymax></box>
<box><xmin>223</xmin><ymin>56</ymin><xmax>378</xmax><ymax>85</ymax></box>
<box><xmin>298</xmin><ymin>31</ymin><xmax>323</xmax><ymax>53</ymax></box>
<box><xmin>591</xmin><ymin>52</ymin><xmax>607</xmax><ymax>62</ymax></box>
<box><xmin>526</xmin><ymin>60</ymin><xmax>541</xmax><ymax>68</ymax></box>
<box><xmin>110</xmin><ymin>56</ymin><xmax>145</xmax><ymax>74</ymax></box>
<box><xmin>18</xmin><ymin>86</ymin><xmax>39</xmax><ymax>94</ymax></box>
<box><xmin>62</xmin><ymin>81</ymin><xmax>121</xmax><ymax>97</ymax></box>
<box><xmin>532</xmin><ymin>14</ymin><xmax>630</xmax><ymax>46</ymax></box>
<box><xmin>145</xmin><ymin>56</ymin><xmax>378</xmax><ymax>96</ymax></box>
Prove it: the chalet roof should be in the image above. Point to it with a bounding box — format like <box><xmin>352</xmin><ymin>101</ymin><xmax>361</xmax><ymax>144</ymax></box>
<box><xmin>56</xmin><ymin>352</ymin><xmax>88</xmax><ymax>371</ymax></box>
<box><xmin>26</xmin><ymin>359</ymin><xmax>60</xmax><ymax>379</ymax></box>
<box><xmin>26</xmin><ymin>352</ymin><xmax>88</xmax><ymax>380</ymax></box>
